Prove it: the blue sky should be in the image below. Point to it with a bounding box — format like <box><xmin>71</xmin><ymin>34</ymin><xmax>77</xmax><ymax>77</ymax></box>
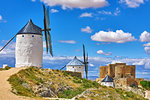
<box><xmin>0</xmin><ymin>0</ymin><xmax>150</xmax><ymax>79</ymax></box>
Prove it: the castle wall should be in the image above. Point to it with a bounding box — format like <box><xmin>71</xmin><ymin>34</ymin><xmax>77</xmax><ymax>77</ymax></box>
<box><xmin>98</xmin><ymin>63</ymin><xmax>137</xmax><ymax>87</ymax></box>
<box><xmin>15</xmin><ymin>34</ymin><xmax>43</xmax><ymax>68</ymax></box>
<box><xmin>99</xmin><ymin>66</ymin><xmax>108</xmax><ymax>78</ymax></box>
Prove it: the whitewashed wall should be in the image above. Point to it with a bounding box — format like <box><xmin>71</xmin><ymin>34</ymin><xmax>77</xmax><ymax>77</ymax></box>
<box><xmin>66</xmin><ymin>65</ymin><xmax>84</xmax><ymax>78</ymax></box>
<box><xmin>15</xmin><ymin>34</ymin><xmax>43</xmax><ymax>68</ymax></box>
<box><xmin>101</xmin><ymin>82</ymin><xmax>114</xmax><ymax>87</ymax></box>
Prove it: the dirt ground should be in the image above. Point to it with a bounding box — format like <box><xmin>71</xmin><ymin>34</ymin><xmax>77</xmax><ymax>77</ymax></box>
<box><xmin>0</xmin><ymin>67</ymin><xmax>38</xmax><ymax>100</ymax></box>
<box><xmin>145</xmin><ymin>90</ymin><xmax>150</xmax><ymax>100</ymax></box>
<box><xmin>0</xmin><ymin>67</ymin><xmax>70</xmax><ymax>100</ymax></box>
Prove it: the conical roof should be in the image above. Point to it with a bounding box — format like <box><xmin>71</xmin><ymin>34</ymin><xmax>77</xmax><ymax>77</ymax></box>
<box><xmin>101</xmin><ymin>75</ymin><xmax>113</xmax><ymax>82</ymax></box>
<box><xmin>67</xmin><ymin>56</ymin><xmax>84</xmax><ymax>66</ymax></box>
<box><xmin>17</xmin><ymin>19</ymin><xmax>42</xmax><ymax>35</ymax></box>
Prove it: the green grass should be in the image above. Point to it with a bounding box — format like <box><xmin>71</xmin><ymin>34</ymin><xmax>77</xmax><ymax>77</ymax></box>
<box><xmin>8</xmin><ymin>67</ymin><xmax>148</xmax><ymax>100</ymax></box>
<box><xmin>59</xmin><ymin>88</ymin><xmax>85</xmax><ymax>99</ymax></box>
<box><xmin>0</xmin><ymin>66</ymin><xmax>11</xmax><ymax>71</ymax></box>
<box><xmin>140</xmin><ymin>81</ymin><xmax>150</xmax><ymax>90</ymax></box>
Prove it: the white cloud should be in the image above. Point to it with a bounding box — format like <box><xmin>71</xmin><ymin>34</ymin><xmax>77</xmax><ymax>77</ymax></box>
<box><xmin>0</xmin><ymin>15</ymin><xmax>2</xmax><ymax>20</ymax></box>
<box><xmin>98</xmin><ymin>10</ymin><xmax>112</xmax><ymax>15</ymax></box>
<box><xmin>114</xmin><ymin>8</ymin><xmax>120</xmax><ymax>16</ymax></box>
<box><xmin>140</xmin><ymin>31</ymin><xmax>150</xmax><ymax>42</ymax></box>
<box><xmin>31</xmin><ymin>0</ymin><xmax>36</xmax><ymax>2</ymax></box>
<box><xmin>120</xmin><ymin>0</ymin><xmax>144</xmax><ymax>8</ymax></box>
<box><xmin>143</xmin><ymin>42</ymin><xmax>150</xmax><ymax>46</ymax></box>
<box><xmin>144</xmin><ymin>47</ymin><xmax>150</xmax><ymax>55</ymax></box>
<box><xmin>98</xmin><ymin>8</ymin><xmax>120</xmax><ymax>16</ymax></box>
<box><xmin>133</xmin><ymin>60</ymin><xmax>145</xmax><ymax>65</ymax></box>
<box><xmin>81</xmin><ymin>26</ymin><xmax>92</xmax><ymax>33</ymax></box>
<box><xmin>89</xmin><ymin>63</ymin><xmax>94</xmax><ymax>67</ymax></box>
<box><xmin>51</xmin><ymin>9</ymin><xmax>59</xmax><ymax>13</ymax></box>
<box><xmin>80</xmin><ymin>13</ymin><xmax>93</xmax><ymax>18</ymax></box>
<box><xmin>91</xmin><ymin>30</ymin><xmax>137</xmax><ymax>43</ymax></box>
<box><xmin>97</xmin><ymin>50</ymin><xmax>112</xmax><ymax>56</ymax></box>
<box><xmin>58</xmin><ymin>40</ymin><xmax>76</xmax><ymax>44</ymax></box>
<box><xmin>41</xmin><ymin>0</ymin><xmax>108</xmax><ymax>10</ymax></box>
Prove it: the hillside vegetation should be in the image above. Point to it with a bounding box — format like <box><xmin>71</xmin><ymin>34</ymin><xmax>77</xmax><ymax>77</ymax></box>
<box><xmin>8</xmin><ymin>67</ymin><xmax>147</xmax><ymax>100</ymax></box>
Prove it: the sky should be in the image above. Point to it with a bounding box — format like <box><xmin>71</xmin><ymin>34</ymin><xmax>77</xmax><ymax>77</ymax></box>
<box><xmin>0</xmin><ymin>0</ymin><xmax>150</xmax><ymax>80</ymax></box>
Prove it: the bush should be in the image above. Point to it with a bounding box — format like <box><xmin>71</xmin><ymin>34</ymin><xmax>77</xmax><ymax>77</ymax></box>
<box><xmin>140</xmin><ymin>81</ymin><xmax>150</xmax><ymax>90</ymax></box>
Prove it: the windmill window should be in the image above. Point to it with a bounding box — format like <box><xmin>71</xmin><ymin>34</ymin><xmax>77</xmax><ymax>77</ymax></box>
<box><xmin>32</xmin><ymin>35</ymin><xmax>34</xmax><ymax>37</ymax></box>
<box><xmin>22</xmin><ymin>35</ymin><xmax>24</xmax><ymax>37</ymax></box>
<box><xmin>73</xmin><ymin>66</ymin><xmax>74</xmax><ymax>68</ymax></box>
<box><xmin>79</xmin><ymin>67</ymin><xmax>81</xmax><ymax>68</ymax></box>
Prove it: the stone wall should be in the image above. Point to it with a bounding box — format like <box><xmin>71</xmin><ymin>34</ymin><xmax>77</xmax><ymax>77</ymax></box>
<box><xmin>98</xmin><ymin>63</ymin><xmax>138</xmax><ymax>87</ymax></box>
<box><xmin>63</xmin><ymin>71</ymin><xmax>82</xmax><ymax>78</ymax></box>
<box><xmin>99</xmin><ymin>66</ymin><xmax>108</xmax><ymax>78</ymax></box>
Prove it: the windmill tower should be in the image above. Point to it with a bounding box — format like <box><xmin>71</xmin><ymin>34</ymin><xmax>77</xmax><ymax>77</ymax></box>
<box><xmin>0</xmin><ymin>5</ymin><xmax>53</xmax><ymax>68</ymax></box>
<box><xmin>15</xmin><ymin>19</ymin><xmax>43</xmax><ymax>68</ymax></box>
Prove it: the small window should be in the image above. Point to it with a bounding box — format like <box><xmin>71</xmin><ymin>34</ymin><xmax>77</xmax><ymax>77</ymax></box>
<box><xmin>32</xmin><ymin>35</ymin><xmax>34</xmax><ymax>37</ymax></box>
<box><xmin>73</xmin><ymin>66</ymin><xmax>74</xmax><ymax>68</ymax></box>
<box><xmin>79</xmin><ymin>67</ymin><xmax>81</xmax><ymax>68</ymax></box>
<box><xmin>22</xmin><ymin>35</ymin><xmax>24</xmax><ymax>37</ymax></box>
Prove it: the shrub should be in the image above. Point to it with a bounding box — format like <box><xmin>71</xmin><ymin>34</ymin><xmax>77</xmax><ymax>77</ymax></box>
<box><xmin>140</xmin><ymin>81</ymin><xmax>150</xmax><ymax>90</ymax></box>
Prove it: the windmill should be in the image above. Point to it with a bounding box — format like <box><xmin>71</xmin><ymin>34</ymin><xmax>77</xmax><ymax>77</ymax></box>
<box><xmin>60</xmin><ymin>44</ymin><xmax>89</xmax><ymax>79</ymax></box>
<box><xmin>0</xmin><ymin>4</ymin><xmax>53</xmax><ymax>68</ymax></box>
<box><xmin>83</xmin><ymin>44</ymin><xmax>88</xmax><ymax>79</ymax></box>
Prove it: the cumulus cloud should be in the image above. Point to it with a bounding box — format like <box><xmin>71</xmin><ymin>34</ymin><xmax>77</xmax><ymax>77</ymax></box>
<box><xmin>120</xmin><ymin>0</ymin><xmax>144</xmax><ymax>8</ymax></box>
<box><xmin>31</xmin><ymin>0</ymin><xmax>36</xmax><ymax>2</ymax></box>
<box><xmin>97</xmin><ymin>50</ymin><xmax>112</xmax><ymax>56</ymax></box>
<box><xmin>98</xmin><ymin>8</ymin><xmax>120</xmax><ymax>16</ymax></box>
<box><xmin>89</xmin><ymin>63</ymin><xmax>94</xmax><ymax>67</ymax></box>
<box><xmin>51</xmin><ymin>9</ymin><xmax>59</xmax><ymax>13</ymax></box>
<box><xmin>58</xmin><ymin>40</ymin><xmax>76</xmax><ymax>44</ymax></box>
<box><xmin>143</xmin><ymin>42</ymin><xmax>150</xmax><ymax>46</ymax></box>
<box><xmin>140</xmin><ymin>31</ymin><xmax>150</xmax><ymax>42</ymax></box>
<box><xmin>41</xmin><ymin>0</ymin><xmax>108</xmax><ymax>10</ymax></box>
<box><xmin>81</xmin><ymin>26</ymin><xmax>92</xmax><ymax>33</ymax></box>
<box><xmin>80</xmin><ymin>13</ymin><xmax>93</xmax><ymax>18</ymax></box>
<box><xmin>0</xmin><ymin>15</ymin><xmax>2</xmax><ymax>20</ymax></box>
<box><xmin>91</xmin><ymin>30</ymin><xmax>137</xmax><ymax>43</ymax></box>
<box><xmin>144</xmin><ymin>47</ymin><xmax>150</xmax><ymax>55</ymax></box>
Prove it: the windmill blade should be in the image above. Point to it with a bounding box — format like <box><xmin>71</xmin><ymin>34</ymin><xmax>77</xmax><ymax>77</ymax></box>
<box><xmin>83</xmin><ymin>44</ymin><xmax>86</xmax><ymax>63</ymax></box>
<box><xmin>47</xmin><ymin>31</ymin><xmax>53</xmax><ymax>56</ymax></box>
<box><xmin>0</xmin><ymin>34</ymin><xmax>17</xmax><ymax>52</ymax></box>
<box><xmin>46</xmin><ymin>7</ymin><xmax>53</xmax><ymax>56</ymax></box>
<box><xmin>85</xmin><ymin>64</ymin><xmax>88</xmax><ymax>79</ymax></box>
<box><xmin>86</xmin><ymin>53</ymin><xmax>88</xmax><ymax>62</ymax></box>
<box><xmin>43</xmin><ymin>4</ymin><xmax>49</xmax><ymax>53</ymax></box>
<box><xmin>46</xmin><ymin>7</ymin><xmax>50</xmax><ymax>29</ymax></box>
<box><xmin>60</xmin><ymin>65</ymin><xmax>66</xmax><ymax>70</ymax></box>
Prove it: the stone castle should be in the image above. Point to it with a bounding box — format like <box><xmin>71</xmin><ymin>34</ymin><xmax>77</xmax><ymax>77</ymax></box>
<box><xmin>96</xmin><ymin>63</ymin><xmax>144</xmax><ymax>87</ymax></box>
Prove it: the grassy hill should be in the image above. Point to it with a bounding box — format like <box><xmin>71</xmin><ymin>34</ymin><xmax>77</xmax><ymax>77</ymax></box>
<box><xmin>8</xmin><ymin>67</ymin><xmax>147</xmax><ymax>100</ymax></box>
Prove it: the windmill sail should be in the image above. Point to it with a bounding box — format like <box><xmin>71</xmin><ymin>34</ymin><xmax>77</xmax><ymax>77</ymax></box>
<box><xmin>46</xmin><ymin>7</ymin><xmax>53</xmax><ymax>56</ymax></box>
<box><xmin>43</xmin><ymin>4</ymin><xmax>53</xmax><ymax>56</ymax></box>
<box><xmin>83</xmin><ymin>44</ymin><xmax>88</xmax><ymax>79</ymax></box>
<box><xmin>60</xmin><ymin>65</ymin><xmax>66</xmax><ymax>70</ymax></box>
<box><xmin>0</xmin><ymin>34</ymin><xmax>17</xmax><ymax>52</ymax></box>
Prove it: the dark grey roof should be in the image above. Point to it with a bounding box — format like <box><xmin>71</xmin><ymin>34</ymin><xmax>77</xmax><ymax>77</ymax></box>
<box><xmin>67</xmin><ymin>56</ymin><xmax>84</xmax><ymax>66</ymax></box>
<box><xmin>17</xmin><ymin>19</ymin><xmax>42</xmax><ymax>35</ymax></box>
<box><xmin>101</xmin><ymin>75</ymin><xmax>113</xmax><ymax>82</ymax></box>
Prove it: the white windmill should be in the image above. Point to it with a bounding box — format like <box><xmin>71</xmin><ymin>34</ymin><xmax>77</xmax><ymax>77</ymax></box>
<box><xmin>0</xmin><ymin>5</ymin><xmax>53</xmax><ymax>68</ymax></box>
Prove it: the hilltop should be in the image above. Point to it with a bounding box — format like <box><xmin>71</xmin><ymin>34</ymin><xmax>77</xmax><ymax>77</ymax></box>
<box><xmin>5</xmin><ymin>67</ymin><xmax>148</xmax><ymax>100</ymax></box>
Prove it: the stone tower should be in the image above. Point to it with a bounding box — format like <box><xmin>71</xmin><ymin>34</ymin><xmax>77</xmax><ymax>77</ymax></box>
<box><xmin>15</xmin><ymin>19</ymin><xmax>43</xmax><ymax>68</ymax></box>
